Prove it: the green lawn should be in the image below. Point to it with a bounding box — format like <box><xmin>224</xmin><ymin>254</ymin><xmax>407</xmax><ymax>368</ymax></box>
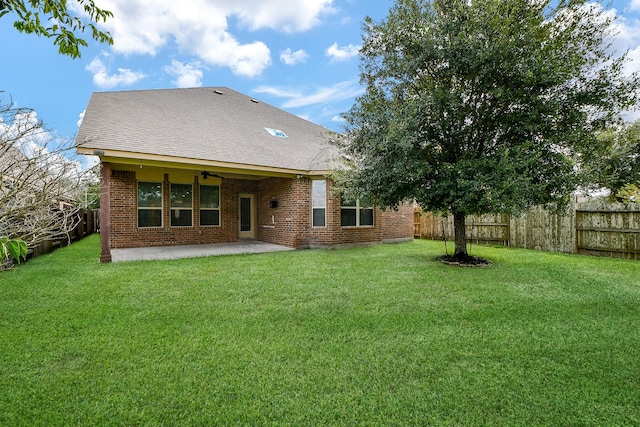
<box><xmin>1</xmin><ymin>235</ymin><xmax>639</xmax><ymax>426</ymax></box>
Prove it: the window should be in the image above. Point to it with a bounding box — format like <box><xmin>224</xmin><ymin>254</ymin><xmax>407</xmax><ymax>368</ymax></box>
<box><xmin>200</xmin><ymin>184</ymin><xmax>220</xmax><ymax>226</ymax></box>
<box><xmin>138</xmin><ymin>181</ymin><xmax>162</xmax><ymax>227</ymax></box>
<box><xmin>264</xmin><ymin>127</ymin><xmax>288</xmax><ymax>138</ymax></box>
<box><xmin>170</xmin><ymin>183</ymin><xmax>193</xmax><ymax>227</ymax></box>
<box><xmin>341</xmin><ymin>198</ymin><xmax>374</xmax><ymax>227</ymax></box>
<box><xmin>312</xmin><ymin>180</ymin><xmax>326</xmax><ymax>227</ymax></box>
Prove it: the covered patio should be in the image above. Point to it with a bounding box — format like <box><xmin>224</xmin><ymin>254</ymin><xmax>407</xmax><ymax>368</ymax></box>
<box><xmin>110</xmin><ymin>240</ymin><xmax>294</xmax><ymax>262</ymax></box>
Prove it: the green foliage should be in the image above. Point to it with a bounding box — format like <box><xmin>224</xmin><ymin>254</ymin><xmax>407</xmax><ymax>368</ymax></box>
<box><xmin>79</xmin><ymin>164</ymin><xmax>101</xmax><ymax>209</ymax></box>
<box><xmin>0</xmin><ymin>236</ymin><xmax>27</xmax><ymax>265</ymax></box>
<box><xmin>0</xmin><ymin>0</ymin><xmax>113</xmax><ymax>58</ymax></box>
<box><xmin>1</xmin><ymin>236</ymin><xmax>640</xmax><ymax>424</ymax></box>
<box><xmin>614</xmin><ymin>183</ymin><xmax>640</xmax><ymax>203</ymax></box>
<box><xmin>333</xmin><ymin>0</ymin><xmax>640</xmax><ymax>255</ymax></box>
<box><xmin>583</xmin><ymin>119</ymin><xmax>640</xmax><ymax>197</ymax></box>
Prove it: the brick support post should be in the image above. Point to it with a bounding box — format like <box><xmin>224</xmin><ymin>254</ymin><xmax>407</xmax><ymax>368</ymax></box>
<box><xmin>99</xmin><ymin>162</ymin><xmax>112</xmax><ymax>263</ymax></box>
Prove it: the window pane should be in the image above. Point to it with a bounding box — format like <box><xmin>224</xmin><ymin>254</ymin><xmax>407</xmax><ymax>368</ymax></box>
<box><xmin>313</xmin><ymin>208</ymin><xmax>325</xmax><ymax>227</ymax></box>
<box><xmin>342</xmin><ymin>198</ymin><xmax>357</xmax><ymax>207</ymax></box>
<box><xmin>200</xmin><ymin>185</ymin><xmax>220</xmax><ymax>209</ymax></box>
<box><xmin>138</xmin><ymin>182</ymin><xmax>162</xmax><ymax>207</ymax></box>
<box><xmin>240</xmin><ymin>197</ymin><xmax>251</xmax><ymax>232</ymax></box>
<box><xmin>138</xmin><ymin>209</ymin><xmax>162</xmax><ymax>227</ymax></box>
<box><xmin>200</xmin><ymin>210</ymin><xmax>220</xmax><ymax>226</ymax></box>
<box><xmin>341</xmin><ymin>209</ymin><xmax>356</xmax><ymax>226</ymax></box>
<box><xmin>360</xmin><ymin>208</ymin><xmax>374</xmax><ymax>226</ymax></box>
<box><xmin>312</xmin><ymin>180</ymin><xmax>326</xmax><ymax>208</ymax></box>
<box><xmin>171</xmin><ymin>209</ymin><xmax>192</xmax><ymax>227</ymax></box>
<box><xmin>171</xmin><ymin>183</ymin><xmax>192</xmax><ymax>208</ymax></box>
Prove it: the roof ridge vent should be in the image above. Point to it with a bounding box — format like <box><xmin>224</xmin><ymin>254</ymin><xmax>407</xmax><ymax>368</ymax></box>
<box><xmin>213</xmin><ymin>89</ymin><xmax>224</xmax><ymax>95</ymax></box>
<box><xmin>250</xmin><ymin>98</ymin><xmax>259</xmax><ymax>103</ymax></box>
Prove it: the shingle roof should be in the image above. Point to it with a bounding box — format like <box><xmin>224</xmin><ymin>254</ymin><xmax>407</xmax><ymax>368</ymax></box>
<box><xmin>75</xmin><ymin>87</ymin><xmax>338</xmax><ymax>172</ymax></box>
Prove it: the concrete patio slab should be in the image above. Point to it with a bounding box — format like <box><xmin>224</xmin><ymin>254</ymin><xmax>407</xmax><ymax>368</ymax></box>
<box><xmin>110</xmin><ymin>240</ymin><xmax>294</xmax><ymax>262</ymax></box>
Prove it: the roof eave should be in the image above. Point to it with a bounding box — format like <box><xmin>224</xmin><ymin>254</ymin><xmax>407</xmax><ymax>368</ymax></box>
<box><xmin>77</xmin><ymin>148</ymin><xmax>331</xmax><ymax>178</ymax></box>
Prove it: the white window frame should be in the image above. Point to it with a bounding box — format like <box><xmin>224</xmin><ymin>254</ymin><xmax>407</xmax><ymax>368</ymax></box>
<box><xmin>137</xmin><ymin>181</ymin><xmax>163</xmax><ymax>228</ymax></box>
<box><xmin>200</xmin><ymin>184</ymin><xmax>221</xmax><ymax>227</ymax></box>
<box><xmin>170</xmin><ymin>182</ymin><xmax>193</xmax><ymax>227</ymax></box>
<box><xmin>312</xmin><ymin>180</ymin><xmax>326</xmax><ymax>228</ymax></box>
<box><xmin>341</xmin><ymin>198</ymin><xmax>374</xmax><ymax>227</ymax></box>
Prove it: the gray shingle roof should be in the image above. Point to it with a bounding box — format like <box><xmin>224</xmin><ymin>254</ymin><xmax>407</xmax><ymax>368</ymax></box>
<box><xmin>75</xmin><ymin>87</ymin><xmax>337</xmax><ymax>172</ymax></box>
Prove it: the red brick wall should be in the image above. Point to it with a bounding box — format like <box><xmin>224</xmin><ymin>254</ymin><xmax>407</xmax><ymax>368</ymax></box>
<box><xmin>109</xmin><ymin>170</ymin><xmax>256</xmax><ymax>249</ymax></box>
<box><xmin>381</xmin><ymin>201</ymin><xmax>415</xmax><ymax>242</ymax></box>
<box><xmin>257</xmin><ymin>177</ymin><xmax>310</xmax><ymax>248</ymax></box>
<box><xmin>108</xmin><ymin>169</ymin><xmax>413</xmax><ymax>249</ymax></box>
<box><xmin>324</xmin><ymin>180</ymin><xmax>383</xmax><ymax>246</ymax></box>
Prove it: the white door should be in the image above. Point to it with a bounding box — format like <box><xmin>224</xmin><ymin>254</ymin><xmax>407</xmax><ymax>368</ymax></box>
<box><xmin>238</xmin><ymin>194</ymin><xmax>256</xmax><ymax>239</ymax></box>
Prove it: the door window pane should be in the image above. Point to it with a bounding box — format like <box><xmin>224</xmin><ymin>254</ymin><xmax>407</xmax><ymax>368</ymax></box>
<box><xmin>240</xmin><ymin>197</ymin><xmax>251</xmax><ymax>232</ymax></box>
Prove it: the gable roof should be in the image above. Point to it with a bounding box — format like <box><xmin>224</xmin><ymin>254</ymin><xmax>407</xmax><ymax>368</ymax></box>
<box><xmin>75</xmin><ymin>87</ymin><xmax>338</xmax><ymax>174</ymax></box>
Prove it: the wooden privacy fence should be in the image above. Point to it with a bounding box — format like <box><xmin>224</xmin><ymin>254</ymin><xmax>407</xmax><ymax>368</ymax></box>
<box><xmin>28</xmin><ymin>209</ymin><xmax>100</xmax><ymax>258</ymax></box>
<box><xmin>3</xmin><ymin>209</ymin><xmax>100</xmax><ymax>269</ymax></box>
<box><xmin>416</xmin><ymin>203</ymin><xmax>640</xmax><ymax>260</ymax></box>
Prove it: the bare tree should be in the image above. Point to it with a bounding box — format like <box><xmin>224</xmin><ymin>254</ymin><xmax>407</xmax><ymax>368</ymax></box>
<box><xmin>1</xmin><ymin>94</ymin><xmax>94</xmax><ymax>248</ymax></box>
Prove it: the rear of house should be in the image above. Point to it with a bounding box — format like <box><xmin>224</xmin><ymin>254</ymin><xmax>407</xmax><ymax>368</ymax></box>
<box><xmin>75</xmin><ymin>87</ymin><xmax>413</xmax><ymax>262</ymax></box>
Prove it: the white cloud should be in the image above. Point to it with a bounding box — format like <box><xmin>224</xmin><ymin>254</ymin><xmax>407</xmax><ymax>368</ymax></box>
<box><xmin>94</xmin><ymin>0</ymin><xmax>335</xmax><ymax>77</ymax></box>
<box><xmin>165</xmin><ymin>60</ymin><xmax>204</xmax><ymax>88</ymax></box>
<box><xmin>0</xmin><ymin>110</ymin><xmax>49</xmax><ymax>151</ymax></box>
<box><xmin>613</xmin><ymin>24</ymin><xmax>640</xmax><ymax>80</ymax></box>
<box><xmin>86</xmin><ymin>56</ymin><xmax>146</xmax><ymax>89</ymax></box>
<box><xmin>252</xmin><ymin>86</ymin><xmax>303</xmax><ymax>98</ymax></box>
<box><xmin>77</xmin><ymin>110</ymin><xmax>85</xmax><ymax>128</ymax></box>
<box><xmin>280</xmin><ymin>48</ymin><xmax>309</xmax><ymax>65</ymax></box>
<box><xmin>254</xmin><ymin>80</ymin><xmax>364</xmax><ymax>109</ymax></box>
<box><xmin>325</xmin><ymin>42</ymin><xmax>360</xmax><ymax>62</ymax></box>
<box><xmin>235</xmin><ymin>0</ymin><xmax>336</xmax><ymax>32</ymax></box>
<box><xmin>0</xmin><ymin>110</ymin><xmax>85</xmax><ymax>174</ymax></box>
<box><xmin>560</xmin><ymin>3</ymin><xmax>640</xmax><ymax>121</ymax></box>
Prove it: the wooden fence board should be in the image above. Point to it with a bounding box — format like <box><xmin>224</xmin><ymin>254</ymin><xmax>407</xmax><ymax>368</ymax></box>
<box><xmin>416</xmin><ymin>203</ymin><xmax>640</xmax><ymax>260</ymax></box>
<box><xmin>2</xmin><ymin>209</ymin><xmax>100</xmax><ymax>269</ymax></box>
<box><xmin>575</xmin><ymin>203</ymin><xmax>640</xmax><ymax>260</ymax></box>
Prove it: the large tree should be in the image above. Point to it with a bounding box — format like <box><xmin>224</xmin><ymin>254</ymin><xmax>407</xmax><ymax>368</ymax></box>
<box><xmin>1</xmin><ymin>94</ymin><xmax>93</xmax><ymax>251</ymax></box>
<box><xmin>0</xmin><ymin>0</ymin><xmax>112</xmax><ymax>58</ymax></box>
<box><xmin>583</xmin><ymin>119</ymin><xmax>640</xmax><ymax>201</ymax></box>
<box><xmin>332</xmin><ymin>0</ymin><xmax>640</xmax><ymax>261</ymax></box>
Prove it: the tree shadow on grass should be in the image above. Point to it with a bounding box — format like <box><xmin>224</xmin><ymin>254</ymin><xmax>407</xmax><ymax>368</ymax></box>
<box><xmin>438</xmin><ymin>254</ymin><xmax>492</xmax><ymax>267</ymax></box>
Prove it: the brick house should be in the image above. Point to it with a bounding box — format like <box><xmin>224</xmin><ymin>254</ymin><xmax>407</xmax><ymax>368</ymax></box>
<box><xmin>75</xmin><ymin>87</ymin><xmax>413</xmax><ymax>263</ymax></box>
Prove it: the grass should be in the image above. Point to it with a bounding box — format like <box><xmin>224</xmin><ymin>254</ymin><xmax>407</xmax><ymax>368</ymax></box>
<box><xmin>1</xmin><ymin>235</ymin><xmax>639</xmax><ymax>426</ymax></box>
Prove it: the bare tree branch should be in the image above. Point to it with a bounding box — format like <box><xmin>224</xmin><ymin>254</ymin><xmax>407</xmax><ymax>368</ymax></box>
<box><xmin>0</xmin><ymin>94</ymin><xmax>97</xmax><ymax>247</ymax></box>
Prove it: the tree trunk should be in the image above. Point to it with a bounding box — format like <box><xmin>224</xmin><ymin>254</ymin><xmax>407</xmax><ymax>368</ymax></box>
<box><xmin>453</xmin><ymin>210</ymin><xmax>468</xmax><ymax>258</ymax></box>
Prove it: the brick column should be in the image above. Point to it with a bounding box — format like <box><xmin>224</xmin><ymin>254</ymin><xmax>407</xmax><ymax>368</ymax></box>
<box><xmin>99</xmin><ymin>162</ymin><xmax>112</xmax><ymax>263</ymax></box>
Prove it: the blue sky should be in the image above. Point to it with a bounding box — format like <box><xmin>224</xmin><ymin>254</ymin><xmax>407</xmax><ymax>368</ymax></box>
<box><xmin>2</xmin><ymin>0</ymin><xmax>640</xmax><ymax>154</ymax></box>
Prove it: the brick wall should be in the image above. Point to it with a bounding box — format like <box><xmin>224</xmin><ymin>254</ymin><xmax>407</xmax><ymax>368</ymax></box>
<box><xmin>108</xmin><ymin>169</ymin><xmax>413</xmax><ymax>250</ymax></box>
<box><xmin>381</xmin><ymin>201</ymin><xmax>415</xmax><ymax>242</ymax></box>
<box><xmin>257</xmin><ymin>177</ymin><xmax>310</xmax><ymax>248</ymax></box>
<box><xmin>109</xmin><ymin>170</ymin><xmax>256</xmax><ymax>249</ymax></box>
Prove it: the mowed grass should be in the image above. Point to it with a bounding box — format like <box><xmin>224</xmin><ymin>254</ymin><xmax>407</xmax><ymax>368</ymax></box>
<box><xmin>1</xmin><ymin>235</ymin><xmax>639</xmax><ymax>426</ymax></box>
